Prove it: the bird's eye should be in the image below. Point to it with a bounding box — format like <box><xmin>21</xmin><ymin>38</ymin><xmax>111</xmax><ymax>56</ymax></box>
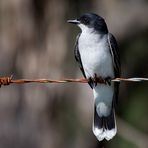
<box><xmin>82</xmin><ymin>17</ymin><xmax>90</xmax><ymax>25</ymax></box>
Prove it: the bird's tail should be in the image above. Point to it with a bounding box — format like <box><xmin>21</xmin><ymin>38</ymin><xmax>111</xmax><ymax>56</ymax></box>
<box><xmin>93</xmin><ymin>105</ymin><xmax>117</xmax><ymax>141</ymax></box>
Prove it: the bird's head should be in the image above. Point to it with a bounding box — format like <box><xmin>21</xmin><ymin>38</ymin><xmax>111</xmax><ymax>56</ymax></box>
<box><xmin>68</xmin><ymin>13</ymin><xmax>108</xmax><ymax>34</ymax></box>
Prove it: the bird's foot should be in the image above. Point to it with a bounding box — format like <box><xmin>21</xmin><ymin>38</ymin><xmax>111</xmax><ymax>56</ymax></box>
<box><xmin>88</xmin><ymin>75</ymin><xmax>111</xmax><ymax>87</ymax></box>
<box><xmin>104</xmin><ymin>77</ymin><xmax>112</xmax><ymax>86</ymax></box>
<box><xmin>93</xmin><ymin>74</ymin><xmax>105</xmax><ymax>86</ymax></box>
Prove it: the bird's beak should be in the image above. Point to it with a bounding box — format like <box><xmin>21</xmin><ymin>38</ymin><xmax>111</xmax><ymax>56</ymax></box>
<box><xmin>67</xmin><ymin>19</ymin><xmax>80</xmax><ymax>24</ymax></box>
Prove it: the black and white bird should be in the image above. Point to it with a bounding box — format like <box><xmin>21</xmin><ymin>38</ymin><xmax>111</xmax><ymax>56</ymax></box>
<box><xmin>68</xmin><ymin>13</ymin><xmax>120</xmax><ymax>141</ymax></box>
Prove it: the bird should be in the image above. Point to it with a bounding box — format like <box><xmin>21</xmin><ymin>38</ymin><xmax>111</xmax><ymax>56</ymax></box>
<box><xmin>68</xmin><ymin>13</ymin><xmax>120</xmax><ymax>141</ymax></box>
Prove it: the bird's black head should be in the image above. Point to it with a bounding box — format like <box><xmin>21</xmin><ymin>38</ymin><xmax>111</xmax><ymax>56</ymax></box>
<box><xmin>68</xmin><ymin>13</ymin><xmax>108</xmax><ymax>34</ymax></box>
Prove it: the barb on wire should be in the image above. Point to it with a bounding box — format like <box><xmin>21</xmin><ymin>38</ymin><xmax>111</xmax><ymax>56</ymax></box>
<box><xmin>0</xmin><ymin>75</ymin><xmax>147</xmax><ymax>87</ymax></box>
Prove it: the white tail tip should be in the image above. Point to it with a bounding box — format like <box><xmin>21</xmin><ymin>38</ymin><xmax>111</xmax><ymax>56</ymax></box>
<box><xmin>93</xmin><ymin>127</ymin><xmax>117</xmax><ymax>141</ymax></box>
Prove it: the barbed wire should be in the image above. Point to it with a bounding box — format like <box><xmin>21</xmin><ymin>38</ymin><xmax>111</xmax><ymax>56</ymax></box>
<box><xmin>0</xmin><ymin>75</ymin><xmax>147</xmax><ymax>87</ymax></box>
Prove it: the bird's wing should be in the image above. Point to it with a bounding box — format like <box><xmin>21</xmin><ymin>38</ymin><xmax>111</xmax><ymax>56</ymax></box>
<box><xmin>74</xmin><ymin>33</ymin><xmax>94</xmax><ymax>88</ymax></box>
<box><xmin>108</xmin><ymin>33</ymin><xmax>121</xmax><ymax>104</ymax></box>
<box><xmin>74</xmin><ymin>33</ymin><xmax>86</xmax><ymax>78</ymax></box>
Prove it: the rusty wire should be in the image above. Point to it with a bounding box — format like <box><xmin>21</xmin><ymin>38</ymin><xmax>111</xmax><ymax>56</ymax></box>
<box><xmin>0</xmin><ymin>75</ymin><xmax>147</xmax><ymax>87</ymax></box>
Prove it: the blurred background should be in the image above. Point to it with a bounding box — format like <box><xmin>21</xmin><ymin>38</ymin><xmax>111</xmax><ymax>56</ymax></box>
<box><xmin>0</xmin><ymin>0</ymin><xmax>148</xmax><ymax>148</ymax></box>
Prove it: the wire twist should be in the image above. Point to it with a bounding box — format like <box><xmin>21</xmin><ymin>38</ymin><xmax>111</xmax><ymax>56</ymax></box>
<box><xmin>0</xmin><ymin>76</ymin><xmax>147</xmax><ymax>87</ymax></box>
<box><xmin>0</xmin><ymin>76</ymin><xmax>12</xmax><ymax>87</ymax></box>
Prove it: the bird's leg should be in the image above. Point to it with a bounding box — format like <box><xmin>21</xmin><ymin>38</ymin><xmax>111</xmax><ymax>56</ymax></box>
<box><xmin>93</xmin><ymin>73</ymin><xmax>105</xmax><ymax>86</ymax></box>
<box><xmin>93</xmin><ymin>74</ymin><xmax>112</xmax><ymax>85</ymax></box>
<box><xmin>94</xmin><ymin>73</ymin><xmax>98</xmax><ymax>86</ymax></box>
<box><xmin>104</xmin><ymin>76</ymin><xmax>112</xmax><ymax>86</ymax></box>
<box><xmin>89</xmin><ymin>74</ymin><xmax>111</xmax><ymax>86</ymax></box>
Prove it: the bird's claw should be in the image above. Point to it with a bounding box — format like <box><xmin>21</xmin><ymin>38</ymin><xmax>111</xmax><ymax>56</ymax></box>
<box><xmin>88</xmin><ymin>75</ymin><xmax>112</xmax><ymax>87</ymax></box>
<box><xmin>93</xmin><ymin>74</ymin><xmax>106</xmax><ymax>86</ymax></box>
<box><xmin>93</xmin><ymin>74</ymin><xmax>98</xmax><ymax>86</ymax></box>
<box><xmin>104</xmin><ymin>77</ymin><xmax>112</xmax><ymax>85</ymax></box>
<box><xmin>93</xmin><ymin>74</ymin><xmax>112</xmax><ymax>86</ymax></box>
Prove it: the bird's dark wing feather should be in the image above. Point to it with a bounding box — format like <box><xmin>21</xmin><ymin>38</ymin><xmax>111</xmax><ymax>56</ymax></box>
<box><xmin>74</xmin><ymin>33</ymin><xmax>86</xmax><ymax>78</ymax></box>
<box><xmin>108</xmin><ymin>33</ymin><xmax>121</xmax><ymax>104</ymax></box>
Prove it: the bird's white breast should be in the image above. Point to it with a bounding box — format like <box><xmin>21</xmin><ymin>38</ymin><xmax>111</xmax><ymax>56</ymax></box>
<box><xmin>78</xmin><ymin>31</ymin><xmax>114</xmax><ymax>79</ymax></box>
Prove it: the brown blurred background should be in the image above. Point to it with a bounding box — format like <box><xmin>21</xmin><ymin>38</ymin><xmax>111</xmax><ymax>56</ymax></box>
<box><xmin>0</xmin><ymin>0</ymin><xmax>148</xmax><ymax>148</ymax></box>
